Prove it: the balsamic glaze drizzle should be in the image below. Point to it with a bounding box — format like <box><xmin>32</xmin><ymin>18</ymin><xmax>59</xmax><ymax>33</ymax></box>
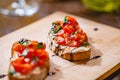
<box><xmin>90</xmin><ymin>55</ymin><xmax>101</xmax><ymax>60</ymax></box>
<box><xmin>0</xmin><ymin>74</ymin><xmax>7</xmax><ymax>78</ymax></box>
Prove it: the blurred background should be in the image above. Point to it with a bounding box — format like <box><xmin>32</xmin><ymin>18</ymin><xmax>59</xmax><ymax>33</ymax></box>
<box><xmin>0</xmin><ymin>0</ymin><xmax>120</xmax><ymax>80</ymax></box>
<box><xmin>0</xmin><ymin>0</ymin><xmax>120</xmax><ymax>37</ymax></box>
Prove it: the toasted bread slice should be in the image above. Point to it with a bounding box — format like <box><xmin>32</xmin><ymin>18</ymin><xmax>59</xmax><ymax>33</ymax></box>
<box><xmin>8</xmin><ymin>38</ymin><xmax>50</xmax><ymax>80</ymax></box>
<box><xmin>48</xmin><ymin>16</ymin><xmax>91</xmax><ymax>61</ymax></box>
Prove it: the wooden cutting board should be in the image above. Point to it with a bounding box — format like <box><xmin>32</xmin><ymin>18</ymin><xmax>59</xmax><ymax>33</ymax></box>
<box><xmin>0</xmin><ymin>11</ymin><xmax>120</xmax><ymax>80</ymax></box>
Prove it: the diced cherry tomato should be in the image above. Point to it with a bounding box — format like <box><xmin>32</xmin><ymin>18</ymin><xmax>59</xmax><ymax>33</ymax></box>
<box><xmin>12</xmin><ymin>57</ymin><xmax>32</xmax><ymax>74</ymax></box>
<box><xmin>54</xmin><ymin>36</ymin><xmax>66</xmax><ymax>45</ymax></box>
<box><xmin>66</xmin><ymin>16</ymin><xmax>76</xmax><ymax>22</ymax></box>
<box><xmin>65</xmin><ymin>16</ymin><xmax>78</xmax><ymax>26</ymax></box>
<box><xmin>77</xmin><ymin>29</ymin><xmax>83</xmax><ymax>34</ymax></box>
<box><xmin>28</xmin><ymin>41</ymin><xmax>38</xmax><ymax>48</ymax></box>
<box><xmin>36</xmin><ymin>50</ymin><xmax>48</xmax><ymax>60</ymax></box>
<box><xmin>67</xmin><ymin>40</ymin><xmax>81</xmax><ymax>47</ymax></box>
<box><xmin>63</xmin><ymin>25</ymin><xmax>79</xmax><ymax>34</ymax></box>
<box><xmin>38</xmin><ymin>59</ymin><xmax>44</xmax><ymax>66</ymax></box>
<box><xmin>63</xmin><ymin>33</ymin><xmax>70</xmax><ymax>39</ymax></box>
<box><xmin>25</xmin><ymin>48</ymin><xmax>36</xmax><ymax>58</ymax></box>
<box><xmin>70</xmin><ymin>34</ymin><xmax>80</xmax><ymax>41</ymax></box>
<box><xmin>80</xmin><ymin>32</ymin><xmax>88</xmax><ymax>43</ymax></box>
<box><xmin>68</xmin><ymin>25</ymin><xmax>77</xmax><ymax>32</ymax></box>
<box><xmin>63</xmin><ymin>25</ymin><xmax>74</xmax><ymax>34</ymax></box>
<box><xmin>12</xmin><ymin>43</ymin><xmax>25</xmax><ymax>53</ymax></box>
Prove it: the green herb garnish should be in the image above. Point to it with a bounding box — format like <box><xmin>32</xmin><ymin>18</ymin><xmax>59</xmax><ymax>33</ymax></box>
<box><xmin>54</xmin><ymin>26</ymin><xmax>62</xmax><ymax>33</ymax></box>
<box><xmin>9</xmin><ymin>69</ymin><xmax>15</xmax><ymax>75</ymax></box>
<box><xmin>64</xmin><ymin>16</ymin><xmax>68</xmax><ymax>23</ymax></box>
<box><xmin>33</xmin><ymin>56</ymin><xmax>38</xmax><ymax>62</ymax></box>
<box><xmin>37</xmin><ymin>42</ymin><xmax>44</xmax><ymax>49</ymax></box>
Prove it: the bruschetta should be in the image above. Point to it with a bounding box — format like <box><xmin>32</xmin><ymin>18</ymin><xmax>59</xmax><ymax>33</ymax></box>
<box><xmin>49</xmin><ymin>16</ymin><xmax>91</xmax><ymax>61</ymax></box>
<box><xmin>8</xmin><ymin>38</ymin><xmax>49</xmax><ymax>80</ymax></box>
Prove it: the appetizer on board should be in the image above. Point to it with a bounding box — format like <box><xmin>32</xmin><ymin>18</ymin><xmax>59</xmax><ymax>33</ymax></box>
<box><xmin>8</xmin><ymin>38</ymin><xmax>50</xmax><ymax>80</ymax></box>
<box><xmin>49</xmin><ymin>16</ymin><xmax>91</xmax><ymax>61</ymax></box>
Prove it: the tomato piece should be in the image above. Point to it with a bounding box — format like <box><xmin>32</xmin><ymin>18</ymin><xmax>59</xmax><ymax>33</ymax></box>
<box><xmin>25</xmin><ymin>48</ymin><xmax>36</xmax><ymax>58</ymax></box>
<box><xmin>66</xmin><ymin>16</ymin><xmax>76</xmax><ymax>22</ymax></box>
<box><xmin>70</xmin><ymin>34</ymin><xmax>80</xmax><ymax>41</ymax></box>
<box><xmin>63</xmin><ymin>25</ymin><xmax>74</xmax><ymax>34</ymax></box>
<box><xmin>65</xmin><ymin>16</ymin><xmax>78</xmax><ymax>26</ymax></box>
<box><xmin>63</xmin><ymin>33</ymin><xmax>70</xmax><ymax>39</ymax></box>
<box><xmin>12</xmin><ymin>57</ymin><xmax>32</xmax><ymax>74</ymax></box>
<box><xmin>38</xmin><ymin>59</ymin><xmax>44</xmax><ymax>66</ymax></box>
<box><xmin>80</xmin><ymin>32</ymin><xmax>88</xmax><ymax>43</ymax></box>
<box><xmin>67</xmin><ymin>40</ymin><xmax>81</xmax><ymax>47</ymax></box>
<box><xmin>63</xmin><ymin>25</ymin><xmax>79</xmax><ymax>34</ymax></box>
<box><xmin>28</xmin><ymin>41</ymin><xmax>38</xmax><ymax>48</ymax></box>
<box><xmin>12</xmin><ymin>43</ymin><xmax>25</xmax><ymax>53</ymax></box>
<box><xmin>68</xmin><ymin>25</ymin><xmax>77</xmax><ymax>32</ymax></box>
<box><xmin>36</xmin><ymin>50</ymin><xmax>48</xmax><ymax>60</ymax></box>
<box><xmin>54</xmin><ymin>36</ymin><xmax>66</xmax><ymax>45</ymax></box>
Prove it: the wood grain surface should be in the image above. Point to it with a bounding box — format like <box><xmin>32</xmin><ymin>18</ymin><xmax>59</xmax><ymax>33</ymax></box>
<box><xmin>0</xmin><ymin>11</ymin><xmax>120</xmax><ymax>80</ymax></box>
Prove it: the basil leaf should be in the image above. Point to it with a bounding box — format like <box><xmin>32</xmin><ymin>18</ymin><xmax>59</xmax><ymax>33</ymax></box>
<box><xmin>37</xmin><ymin>42</ymin><xmax>43</xmax><ymax>49</ymax></box>
<box><xmin>54</xmin><ymin>26</ymin><xmax>62</xmax><ymax>33</ymax></box>
<box><xmin>64</xmin><ymin>16</ymin><xmax>68</xmax><ymax>23</ymax></box>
